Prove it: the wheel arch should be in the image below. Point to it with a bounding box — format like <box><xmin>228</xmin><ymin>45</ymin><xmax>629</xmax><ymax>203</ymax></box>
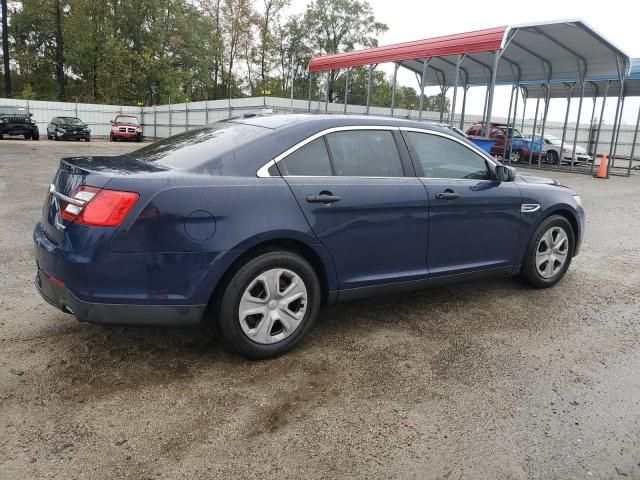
<box><xmin>207</xmin><ymin>235</ymin><xmax>337</xmax><ymax>312</ymax></box>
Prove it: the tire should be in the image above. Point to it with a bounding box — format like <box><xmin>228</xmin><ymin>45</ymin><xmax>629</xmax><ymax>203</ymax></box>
<box><xmin>85</xmin><ymin>136</ymin><xmax>91</xmax><ymax>142</ymax></box>
<box><xmin>110</xmin><ymin>134</ymin><xmax>116</xmax><ymax>142</ymax></box>
<box><xmin>0</xmin><ymin>131</ymin><xmax>3</xmax><ymax>140</ymax></box>
<box><xmin>548</xmin><ymin>150</ymin><xmax>559</xmax><ymax>164</ymax></box>
<box><xmin>135</xmin><ymin>134</ymin><xmax>142</xmax><ymax>142</ymax></box>
<box><xmin>520</xmin><ymin>215</ymin><xmax>575</xmax><ymax>289</ymax></box>
<box><xmin>25</xmin><ymin>133</ymin><xmax>31</xmax><ymax>140</ymax></box>
<box><xmin>217</xmin><ymin>251</ymin><xmax>321</xmax><ymax>360</ymax></box>
<box><xmin>510</xmin><ymin>149</ymin><xmax>523</xmax><ymax>163</ymax></box>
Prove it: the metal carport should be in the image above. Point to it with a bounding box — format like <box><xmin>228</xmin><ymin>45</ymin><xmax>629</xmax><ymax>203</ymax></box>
<box><xmin>307</xmin><ymin>20</ymin><xmax>632</xmax><ymax>177</ymax></box>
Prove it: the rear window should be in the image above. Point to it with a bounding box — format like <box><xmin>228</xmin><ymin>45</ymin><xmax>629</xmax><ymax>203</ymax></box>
<box><xmin>325</xmin><ymin>130</ymin><xmax>403</xmax><ymax>177</ymax></box>
<box><xmin>131</xmin><ymin>123</ymin><xmax>269</xmax><ymax>168</ymax></box>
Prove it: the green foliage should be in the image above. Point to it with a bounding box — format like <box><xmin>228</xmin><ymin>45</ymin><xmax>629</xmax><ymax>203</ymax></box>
<box><xmin>0</xmin><ymin>0</ymin><xmax>447</xmax><ymax>113</ymax></box>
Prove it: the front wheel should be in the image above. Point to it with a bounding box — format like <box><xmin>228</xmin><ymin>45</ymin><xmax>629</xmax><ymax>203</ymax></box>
<box><xmin>520</xmin><ymin>215</ymin><xmax>575</xmax><ymax>288</ymax></box>
<box><xmin>218</xmin><ymin>251</ymin><xmax>321</xmax><ymax>359</ymax></box>
<box><xmin>548</xmin><ymin>150</ymin><xmax>559</xmax><ymax>164</ymax></box>
<box><xmin>509</xmin><ymin>149</ymin><xmax>523</xmax><ymax>164</ymax></box>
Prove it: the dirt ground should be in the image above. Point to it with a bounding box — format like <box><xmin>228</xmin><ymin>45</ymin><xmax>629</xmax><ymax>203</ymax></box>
<box><xmin>1</xmin><ymin>139</ymin><xmax>639</xmax><ymax>480</ymax></box>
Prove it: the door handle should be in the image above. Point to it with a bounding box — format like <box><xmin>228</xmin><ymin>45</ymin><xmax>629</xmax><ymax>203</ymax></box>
<box><xmin>435</xmin><ymin>191</ymin><xmax>460</xmax><ymax>200</ymax></box>
<box><xmin>306</xmin><ymin>193</ymin><xmax>341</xmax><ymax>204</ymax></box>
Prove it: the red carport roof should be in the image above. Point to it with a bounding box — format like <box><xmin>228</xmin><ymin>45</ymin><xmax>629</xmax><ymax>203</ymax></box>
<box><xmin>308</xmin><ymin>20</ymin><xmax>631</xmax><ymax>87</ymax></box>
<box><xmin>308</xmin><ymin>26</ymin><xmax>508</xmax><ymax>73</ymax></box>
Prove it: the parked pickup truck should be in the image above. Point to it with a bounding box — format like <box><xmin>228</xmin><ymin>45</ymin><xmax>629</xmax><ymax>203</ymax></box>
<box><xmin>110</xmin><ymin>114</ymin><xmax>143</xmax><ymax>142</ymax></box>
<box><xmin>466</xmin><ymin>122</ymin><xmax>547</xmax><ymax>163</ymax></box>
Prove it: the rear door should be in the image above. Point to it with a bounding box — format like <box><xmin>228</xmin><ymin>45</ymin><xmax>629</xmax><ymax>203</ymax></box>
<box><xmin>278</xmin><ymin>127</ymin><xmax>429</xmax><ymax>291</ymax></box>
<box><xmin>402</xmin><ymin>128</ymin><xmax>522</xmax><ymax>278</ymax></box>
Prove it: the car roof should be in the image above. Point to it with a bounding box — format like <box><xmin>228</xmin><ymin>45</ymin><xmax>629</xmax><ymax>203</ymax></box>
<box><xmin>230</xmin><ymin>113</ymin><xmax>454</xmax><ymax>136</ymax></box>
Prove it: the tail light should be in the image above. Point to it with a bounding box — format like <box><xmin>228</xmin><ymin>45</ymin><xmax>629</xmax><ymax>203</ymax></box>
<box><xmin>60</xmin><ymin>186</ymin><xmax>139</xmax><ymax>227</ymax></box>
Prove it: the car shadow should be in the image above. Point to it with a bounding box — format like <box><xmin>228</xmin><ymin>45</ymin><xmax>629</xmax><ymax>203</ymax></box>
<box><xmin>25</xmin><ymin>273</ymin><xmax>580</xmax><ymax>402</ymax></box>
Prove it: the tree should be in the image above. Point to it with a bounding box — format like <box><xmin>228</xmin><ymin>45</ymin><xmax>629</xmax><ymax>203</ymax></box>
<box><xmin>1</xmin><ymin>0</ymin><xmax>10</xmax><ymax>96</ymax></box>
<box><xmin>303</xmin><ymin>0</ymin><xmax>387</xmax><ymax>101</ymax></box>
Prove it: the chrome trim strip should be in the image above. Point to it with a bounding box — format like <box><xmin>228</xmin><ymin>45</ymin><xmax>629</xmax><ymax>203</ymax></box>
<box><xmin>521</xmin><ymin>203</ymin><xmax>541</xmax><ymax>213</ymax></box>
<box><xmin>256</xmin><ymin>125</ymin><xmax>400</xmax><ymax>178</ymax></box>
<box><xmin>49</xmin><ymin>184</ymin><xmax>86</xmax><ymax>207</ymax></box>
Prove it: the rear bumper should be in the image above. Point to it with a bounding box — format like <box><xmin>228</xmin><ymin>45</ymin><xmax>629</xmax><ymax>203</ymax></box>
<box><xmin>35</xmin><ymin>267</ymin><xmax>205</xmax><ymax>326</ymax></box>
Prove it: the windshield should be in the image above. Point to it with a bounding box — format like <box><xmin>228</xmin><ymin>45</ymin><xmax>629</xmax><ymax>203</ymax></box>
<box><xmin>546</xmin><ymin>135</ymin><xmax>562</xmax><ymax>145</ymax></box>
<box><xmin>0</xmin><ymin>107</ymin><xmax>27</xmax><ymax>115</ymax></box>
<box><xmin>59</xmin><ymin>117</ymin><xmax>84</xmax><ymax>126</ymax></box>
<box><xmin>507</xmin><ymin>127</ymin><xmax>523</xmax><ymax>138</ymax></box>
<box><xmin>131</xmin><ymin>122</ymin><xmax>270</xmax><ymax>169</ymax></box>
<box><xmin>115</xmin><ymin>116</ymin><xmax>139</xmax><ymax>125</ymax></box>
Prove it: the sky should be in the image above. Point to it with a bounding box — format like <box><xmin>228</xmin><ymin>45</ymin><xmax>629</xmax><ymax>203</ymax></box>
<box><xmin>288</xmin><ymin>0</ymin><xmax>639</xmax><ymax>126</ymax></box>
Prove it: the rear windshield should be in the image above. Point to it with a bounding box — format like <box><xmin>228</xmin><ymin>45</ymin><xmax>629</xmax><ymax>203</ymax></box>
<box><xmin>131</xmin><ymin>122</ymin><xmax>270</xmax><ymax>168</ymax></box>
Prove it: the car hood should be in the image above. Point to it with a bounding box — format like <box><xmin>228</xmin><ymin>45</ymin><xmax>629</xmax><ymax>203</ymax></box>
<box><xmin>113</xmin><ymin>122</ymin><xmax>141</xmax><ymax>127</ymax></box>
<box><xmin>516</xmin><ymin>172</ymin><xmax>559</xmax><ymax>185</ymax></box>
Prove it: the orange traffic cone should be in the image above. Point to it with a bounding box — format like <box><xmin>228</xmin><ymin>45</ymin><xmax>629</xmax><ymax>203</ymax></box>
<box><xmin>594</xmin><ymin>155</ymin><xmax>609</xmax><ymax>179</ymax></box>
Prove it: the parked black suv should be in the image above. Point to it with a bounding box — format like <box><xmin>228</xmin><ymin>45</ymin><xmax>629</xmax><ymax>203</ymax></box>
<box><xmin>0</xmin><ymin>107</ymin><xmax>40</xmax><ymax>140</ymax></box>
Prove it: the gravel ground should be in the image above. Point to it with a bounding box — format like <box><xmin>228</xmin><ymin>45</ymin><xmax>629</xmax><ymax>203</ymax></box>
<box><xmin>1</xmin><ymin>139</ymin><xmax>639</xmax><ymax>480</ymax></box>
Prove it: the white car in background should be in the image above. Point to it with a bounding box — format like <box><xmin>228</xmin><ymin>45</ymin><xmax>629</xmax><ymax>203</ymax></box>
<box><xmin>540</xmin><ymin>134</ymin><xmax>592</xmax><ymax>164</ymax></box>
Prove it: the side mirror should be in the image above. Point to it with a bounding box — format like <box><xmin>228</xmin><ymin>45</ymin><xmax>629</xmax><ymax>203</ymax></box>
<box><xmin>110</xmin><ymin>120</ymin><xmax>114</xmax><ymax>124</ymax></box>
<box><xmin>495</xmin><ymin>165</ymin><xmax>516</xmax><ymax>182</ymax></box>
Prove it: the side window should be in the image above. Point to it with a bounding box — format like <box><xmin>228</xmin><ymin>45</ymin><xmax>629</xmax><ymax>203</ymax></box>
<box><xmin>406</xmin><ymin>131</ymin><xmax>491</xmax><ymax>180</ymax></box>
<box><xmin>280</xmin><ymin>138</ymin><xmax>333</xmax><ymax>176</ymax></box>
<box><xmin>325</xmin><ymin>130</ymin><xmax>403</xmax><ymax>177</ymax></box>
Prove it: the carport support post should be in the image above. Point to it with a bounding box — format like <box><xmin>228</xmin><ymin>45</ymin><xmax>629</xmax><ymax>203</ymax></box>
<box><xmin>558</xmin><ymin>84</ymin><xmax>574</xmax><ymax>170</ymax></box>
<box><xmin>344</xmin><ymin>68</ymin><xmax>351</xmax><ymax>114</ymax></box>
<box><xmin>591</xmin><ymin>80</ymin><xmax>611</xmax><ymax>175</ymax></box>
<box><xmin>418</xmin><ymin>58</ymin><xmax>429</xmax><ymax>121</ymax></box>
<box><xmin>439</xmin><ymin>86</ymin><xmax>448</xmax><ymax>123</ymax></box>
<box><xmin>538</xmin><ymin>84</ymin><xmax>551</xmax><ymax>169</ymax></box>
<box><xmin>507</xmin><ymin>84</ymin><xmax>520</xmax><ymax>163</ymax></box>
<box><xmin>390</xmin><ymin>63</ymin><xmax>399</xmax><ymax>117</ymax></box>
<box><xmin>307</xmin><ymin>72</ymin><xmax>313</xmax><ymax>112</ymax></box>
<box><xmin>570</xmin><ymin>81</ymin><xmax>586</xmax><ymax>172</ymax></box>
<box><xmin>459</xmin><ymin>84</ymin><xmax>469</xmax><ymax>131</ymax></box>
<box><xmin>483</xmin><ymin>50</ymin><xmax>499</xmax><ymax>136</ymax></box>
<box><xmin>520</xmin><ymin>88</ymin><xmax>527</xmax><ymax>131</ymax></box>
<box><xmin>153</xmin><ymin>104</ymin><xmax>157</xmax><ymax>140</ymax></box>
<box><xmin>607</xmin><ymin>59</ymin><xmax>626</xmax><ymax>177</ymax></box>
<box><xmin>502</xmin><ymin>84</ymin><xmax>516</xmax><ymax>161</ymax></box>
<box><xmin>185</xmin><ymin>103</ymin><xmax>189</xmax><ymax>132</ymax></box>
<box><xmin>449</xmin><ymin>55</ymin><xmax>462</xmax><ymax>127</ymax></box>
<box><xmin>627</xmin><ymin>105</ymin><xmax>640</xmax><ymax>176</ymax></box>
<box><xmin>365</xmin><ymin>64</ymin><xmax>373</xmax><ymax>115</ymax></box>
<box><xmin>611</xmin><ymin>95</ymin><xmax>626</xmax><ymax>168</ymax></box>
<box><xmin>325</xmin><ymin>70</ymin><xmax>330</xmax><ymax>114</ymax></box>
<box><xmin>528</xmin><ymin>91</ymin><xmax>541</xmax><ymax>165</ymax></box>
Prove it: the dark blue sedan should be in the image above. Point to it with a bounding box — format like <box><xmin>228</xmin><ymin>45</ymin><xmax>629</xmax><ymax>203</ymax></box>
<box><xmin>34</xmin><ymin>114</ymin><xmax>584</xmax><ymax>359</ymax></box>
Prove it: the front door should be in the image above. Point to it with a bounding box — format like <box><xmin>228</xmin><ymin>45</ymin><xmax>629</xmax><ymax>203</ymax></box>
<box><xmin>279</xmin><ymin>128</ymin><xmax>429</xmax><ymax>290</ymax></box>
<box><xmin>402</xmin><ymin>129</ymin><xmax>522</xmax><ymax>278</ymax></box>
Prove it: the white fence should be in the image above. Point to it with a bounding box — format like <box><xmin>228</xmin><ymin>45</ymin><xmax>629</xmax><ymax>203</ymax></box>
<box><xmin>1</xmin><ymin>96</ymin><xmax>636</xmax><ymax>158</ymax></box>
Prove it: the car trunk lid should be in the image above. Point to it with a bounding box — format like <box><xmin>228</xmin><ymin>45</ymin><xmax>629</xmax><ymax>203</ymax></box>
<box><xmin>42</xmin><ymin>155</ymin><xmax>166</xmax><ymax>244</ymax></box>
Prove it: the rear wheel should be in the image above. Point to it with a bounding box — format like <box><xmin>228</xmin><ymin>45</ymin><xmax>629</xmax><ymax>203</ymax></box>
<box><xmin>218</xmin><ymin>251</ymin><xmax>321</xmax><ymax>359</ymax></box>
<box><xmin>520</xmin><ymin>215</ymin><xmax>574</xmax><ymax>288</ymax></box>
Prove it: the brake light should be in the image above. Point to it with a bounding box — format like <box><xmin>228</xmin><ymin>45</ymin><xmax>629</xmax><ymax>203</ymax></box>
<box><xmin>61</xmin><ymin>186</ymin><xmax>139</xmax><ymax>227</ymax></box>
